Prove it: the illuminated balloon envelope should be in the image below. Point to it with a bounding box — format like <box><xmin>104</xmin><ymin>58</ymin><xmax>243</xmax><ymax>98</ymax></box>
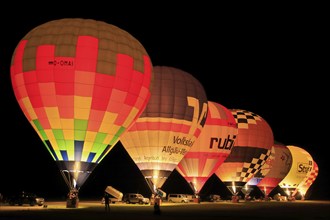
<box><xmin>278</xmin><ymin>145</ymin><xmax>313</xmax><ymax>198</ymax></box>
<box><xmin>255</xmin><ymin>142</ymin><xmax>292</xmax><ymax>197</ymax></box>
<box><xmin>215</xmin><ymin>109</ymin><xmax>274</xmax><ymax>196</ymax></box>
<box><xmin>293</xmin><ymin>160</ymin><xmax>318</xmax><ymax>200</ymax></box>
<box><xmin>10</xmin><ymin>18</ymin><xmax>153</xmax><ymax>191</ymax></box>
<box><xmin>176</xmin><ymin>101</ymin><xmax>237</xmax><ymax>194</ymax></box>
<box><xmin>120</xmin><ymin>66</ymin><xmax>208</xmax><ymax>193</ymax></box>
<box><xmin>245</xmin><ymin>145</ymin><xmax>275</xmax><ymax>194</ymax></box>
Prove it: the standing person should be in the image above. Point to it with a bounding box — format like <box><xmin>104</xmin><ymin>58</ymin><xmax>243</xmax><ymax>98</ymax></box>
<box><xmin>104</xmin><ymin>192</ymin><xmax>110</xmax><ymax>212</ymax></box>
<box><xmin>153</xmin><ymin>194</ymin><xmax>161</xmax><ymax>215</ymax></box>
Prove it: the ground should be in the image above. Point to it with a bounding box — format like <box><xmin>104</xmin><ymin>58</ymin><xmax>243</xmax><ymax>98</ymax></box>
<box><xmin>1</xmin><ymin>199</ymin><xmax>329</xmax><ymax>220</ymax></box>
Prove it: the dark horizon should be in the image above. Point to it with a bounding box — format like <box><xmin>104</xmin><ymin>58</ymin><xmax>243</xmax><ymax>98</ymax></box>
<box><xmin>1</xmin><ymin>142</ymin><xmax>327</xmax><ymax>201</ymax></box>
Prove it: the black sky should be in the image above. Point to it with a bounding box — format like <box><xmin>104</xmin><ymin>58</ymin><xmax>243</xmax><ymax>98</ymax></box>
<box><xmin>0</xmin><ymin>3</ymin><xmax>328</xmax><ymax>200</ymax></box>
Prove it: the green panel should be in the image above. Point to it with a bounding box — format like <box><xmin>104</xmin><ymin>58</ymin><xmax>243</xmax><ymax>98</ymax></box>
<box><xmin>74</xmin><ymin>119</ymin><xmax>88</xmax><ymax>140</ymax></box>
<box><xmin>33</xmin><ymin>119</ymin><xmax>43</xmax><ymax>130</ymax></box>
<box><xmin>65</xmin><ymin>140</ymin><xmax>74</xmax><ymax>151</ymax></box>
<box><xmin>32</xmin><ymin>120</ymin><xmax>49</xmax><ymax>140</ymax></box>
<box><xmin>98</xmin><ymin>143</ymin><xmax>109</xmax><ymax>154</ymax></box>
<box><xmin>93</xmin><ymin>143</ymin><xmax>111</xmax><ymax>162</ymax></box>
<box><xmin>38</xmin><ymin>129</ymin><xmax>48</xmax><ymax>140</ymax></box>
<box><xmin>109</xmin><ymin>136</ymin><xmax>119</xmax><ymax>146</ymax></box>
<box><xmin>54</xmin><ymin>149</ymin><xmax>63</xmax><ymax>160</ymax></box>
<box><xmin>107</xmin><ymin>126</ymin><xmax>125</xmax><ymax>146</ymax></box>
<box><xmin>56</xmin><ymin>139</ymin><xmax>67</xmax><ymax>150</ymax></box>
<box><xmin>75</xmin><ymin>130</ymin><xmax>87</xmax><ymax>140</ymax></box>
<box><xmin>74</xmin><ymin>119</ymin><xmax>88</xmax><ymax>130</ymax></box>
<box><xmin>53</xmin><ymin>129</ymin><xmax>64</xmax><ymax>139</ymax></box>
<box><xmin>94</xmin><ymin>142</ymin><xmax>103</xmax><ymax>152</ymax></box>
<box><xmin>95</xmin><ymin>133</ymin><xmax>107</xmax><ymax>143</ymax></box>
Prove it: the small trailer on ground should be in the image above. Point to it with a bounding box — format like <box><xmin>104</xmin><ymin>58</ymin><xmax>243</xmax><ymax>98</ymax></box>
<box><xmin>103</xmin><ymin>186</ymin><xmax>123</xmax><ymax>204</ymax></box>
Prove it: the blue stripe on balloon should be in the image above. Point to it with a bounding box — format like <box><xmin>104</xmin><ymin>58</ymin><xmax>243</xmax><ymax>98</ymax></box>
<box><xmin>74</xmin><ymin>141</ymin><xmax>83</xmax><ymax>161</ymax></box>
<box><xmin>87</xmin><ymin>152</ymin><xmax>96</xmax><ymax>163</ymax></box>
<box><xmin>60</xmin><ymin>151</ymin><xmax>68</xmax><ymax>161</ymax></box>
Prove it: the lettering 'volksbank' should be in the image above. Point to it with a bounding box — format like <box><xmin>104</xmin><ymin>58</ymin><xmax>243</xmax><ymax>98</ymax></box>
<box><xmin>209</xmin><ymin>134</ymin><xmax>236</xmax><ymax>150</ymax></box>
<box><xmin>173</xmin><ymin>136</ymin><xmax>194</xmax><ymax>147</ymax></box>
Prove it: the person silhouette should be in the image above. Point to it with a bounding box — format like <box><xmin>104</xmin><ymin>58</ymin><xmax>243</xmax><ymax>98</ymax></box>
<box><xmin>104</xmin><ymin>192</ymin><xmax>110</xmax><ymax>212</ymax></box>
<box><xmin>153</xmin><ymin>194</ymin><xmax>161</xmax><ymax>215</ymax></box>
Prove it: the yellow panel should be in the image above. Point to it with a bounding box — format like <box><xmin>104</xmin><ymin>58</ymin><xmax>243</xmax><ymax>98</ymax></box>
<box><xmin>22</xmin><ymin>97</ymin><xmax>37</xmax><ymax>119</ymax></box>
<box><xmin>81</xmin><ymin>141</ymin><xmax>94</xmax><ymax>161</ymax></box>
<box><xmin>44</xmin><ymin>129</ymin><xmax>59</xmax><ymax>150</ymax></box>
<box><xmin>46</xmin><ymin>107</ymin><xmax>61</xmax><ymax>128</ymax></box>
<box><xmin>108</xmin><ymin>124</ymin><xmax>120</xmax><ymax>136</ymax></box>
<box><xmin>122</xmin><ymin>107</ymin><xmax>139</xmax><ymax>128</ymax></box>
<box><xmin>99</xmin><ymin>112</ymin><xmax>117</xmax><ymax>133</ymax></box>
<box><xmin>85</xmin><ymin>131</ymin><xmax>97</xmax><ymax>143</ymax></box>
<box><xmin>60</xmin><ymin>118</ymin><xmax>74</xmax><ymax>129</ymax></box>
<box><xmin>74</xmin><ymin>108</ymin><xmax>91</xmax><ymax>120</ymax></box>
<box><xmin>63</xmin><ymin>129</ymin><xmax>74</xmax><ymax>140</ymax></box>
<box><xmin>103</xmin><ymin>133</ymin><xmax>116</xmax><ymax>144</ymax></box>
<box><xmin>67</xmin><ymin>149</ymin><xmax>75</xmax><ymax>161</ymax></box>
<box><xmin>74</xmin><ymin>96</ymin><xmax>92</xmax><ymax>120</ymax></box>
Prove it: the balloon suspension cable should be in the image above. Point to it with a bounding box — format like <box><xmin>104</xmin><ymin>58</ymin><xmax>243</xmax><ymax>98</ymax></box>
<box><xmin>60</xmin><ymin>170</ymin><xmax>78</xmax><ymax>191</ymax></box>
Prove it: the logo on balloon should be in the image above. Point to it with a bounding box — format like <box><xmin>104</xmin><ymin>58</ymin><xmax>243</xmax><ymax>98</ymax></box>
<box><xmin>173</xmin><ymin>136</ymin><xmax>194</xmax><ymax>147</ymax></box>
<box><xmin>162</xmin><ymin>146</ymin><xmax>188</xmax><ymax>155</ymax></box>
<box><xmin>297</xmin><ymin>162</ymin><xmax>312</xmax><ymax>173</ymax></box>
<box><xmin>48</xmin><ymin>58</ymin><xmax>74</xmax><ymax>67</ymax></box>
<box><xmin>209</xmin><ymin>134</ymin><xmax>236</xmax><ymax>150</ymax></box>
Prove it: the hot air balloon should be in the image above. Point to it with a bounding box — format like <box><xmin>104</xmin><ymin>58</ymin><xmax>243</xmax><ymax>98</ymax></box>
<box><xmin>244</xmin><ymin>145</ymin><xmax>275</xmax><ymax>198</ymax></box>
<box><xmin>10</xmin><ymin>18</ymin><xmax>153</xmax><ymax>201</ymax></box>
<box><xmin>255</xmin><ymin>142</ymin><xmax>293</xmax><ymax>198</ymax></box>
<box><xmin>120</xmin><ymin>66</ymin><xmax>208</xmax><ymax>196</ymax></box>
<box><xmin>278</xmin><ymin>145</ymin><xmax>313</xmax><ymax>200</ymax></box>
<box><xmin>176</xmin><ymin>101</ymin><xmax>237</xmax><ymax>196</ymax></box>
<box><xmin>293</xmin><ymin>160</ymin><xmax>318</xmax><ymax>200</ymax></box>
<box><xmin>215</xmin><ymin>109</ymin><xmax>274</xmax><ymax>199</ymax></box>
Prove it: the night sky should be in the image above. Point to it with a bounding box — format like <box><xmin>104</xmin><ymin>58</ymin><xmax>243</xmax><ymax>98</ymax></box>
<box><xmin>0</xmin><ymin>4</ymin><xmax>327</xmax><ymax>200</ymax></box>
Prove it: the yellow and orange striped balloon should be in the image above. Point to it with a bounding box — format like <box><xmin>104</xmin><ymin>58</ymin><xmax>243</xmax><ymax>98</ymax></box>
<box><xmin>120</xmin><ymin>66</ymin><xmax>208</xmax><ymax>191</ymax></box>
